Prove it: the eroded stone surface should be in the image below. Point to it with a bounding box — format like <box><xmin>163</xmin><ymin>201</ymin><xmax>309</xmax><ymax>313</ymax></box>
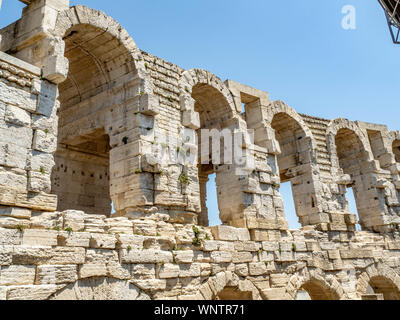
<box><xmin>0</xmin><ymin>0</ymin><xmax>399</xmax><ymax>301</ymax></box>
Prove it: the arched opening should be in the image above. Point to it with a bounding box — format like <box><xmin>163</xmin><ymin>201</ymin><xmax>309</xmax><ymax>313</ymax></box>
<box><xmin>270</xmin><ymin>113</ymin><xmax>314</xmax><ymax>228</ymax></box>
<box><xmin>297</xmin><ymin>280</ymin><xmax>339</xmax><ymax>300</ymax></box>
<box><xmin>368</xmin><ymin>276</ymin><xmax>400</xmax><ymax>300</ymax></box>
<box><xmin>393</xmin><ymin>140</ymin><xmax>400</xmax><ymax>163</ymax></box>
<box><xmin>335</xmin><ymin>128</ymin><xmax>370</xmax><ymax>229</ymax></box>
<box><xmin>192</xmin><ymin>83</ymin><xmax>234</xmax><ymax>226</ymax></box>
<box><xmin>52</xmin><ymin>23</ymin><xmax>139</xmax><ymax>216</ymax></box>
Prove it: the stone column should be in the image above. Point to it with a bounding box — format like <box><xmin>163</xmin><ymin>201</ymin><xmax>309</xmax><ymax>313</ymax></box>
<box><xmin>198</xmin><ymin>173</ymin><xmax>210</xmax><ymax>227</ymax></box>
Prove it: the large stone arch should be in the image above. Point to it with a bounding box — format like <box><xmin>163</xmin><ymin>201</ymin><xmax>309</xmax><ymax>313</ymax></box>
<box><xmin>325</xmin><ymin>118</ymin><xmax>391</xmax><ymax>230</ymax></box>
<box><xmin>178</xmin><ymin>69</ymin><xmax>249</xmax><ymax>225</ymax></box>
<box><xmin>287</xmin><ymin>269</ymin><xmax>344</xmax><ymax>300</ymax></box>
<box><xmin>54</xmin><ymin>5</ymin><xmax>155</xmax><ymax>105</ymax></box>
<box><xmin>179</xmin><ymin>68</ymin><xmax>238</xmax><ymax>121</ymax></box>
<box><xmin>264</xmin><ymin>100</ymin><xmax>317</xmax><ymax>152</ymax></box>
<box><xmin>51</xmin><ymin>5</ymin><xmax>159</xmax><ymax>216</ymax></box>
<box><xmin>326</xmin><ymin>118</ymin><xmax>373</xmax><ymax>175</ymax></box>
<box><xmin>195</xmin><ymin>272</ymin><xmax>262</xmax><ymax>300</ymax></box>
<box><xmin>49</xmin><ymin>277</ymin><xmax>150</xmax><ymax>300</ymax></box>
<box><xmin>53</xmin><ymin>5</ymin><xmax>152</xmax><ymax>88</ymax></box>
<box><xmin>263</xmin><ymin>101</ymin><xmax>327</xmax><ymax>227</ymax></box>
<box><xmin>356</xmin><ymin>264</ymin><xmax>400</xmax><ymax>300</ymax></box>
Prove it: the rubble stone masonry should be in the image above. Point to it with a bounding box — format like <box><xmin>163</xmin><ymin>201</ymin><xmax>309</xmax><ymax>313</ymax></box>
<box><xmin>0</xmin><ymin>0</ymin><xmax>399</xmax><ymax>300</ymax></box>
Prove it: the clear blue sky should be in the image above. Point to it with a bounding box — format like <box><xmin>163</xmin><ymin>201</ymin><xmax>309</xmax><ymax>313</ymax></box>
<box><xmin>1</xmin><ymin>0</ymin><xmax>398</xmax><ymax>228</ymax></box>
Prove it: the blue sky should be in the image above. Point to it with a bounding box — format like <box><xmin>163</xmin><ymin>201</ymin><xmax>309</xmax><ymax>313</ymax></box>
<box><xmin>1</xmin><ymin>0</ymin><xmax>397</xmax><ymax>228</ymax></box>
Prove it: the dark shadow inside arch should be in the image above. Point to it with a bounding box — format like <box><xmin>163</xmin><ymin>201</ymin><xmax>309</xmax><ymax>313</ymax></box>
<box><xmin>369</xmin><ymin>276</ymin><xmax>400</xmax><ymax>300</ymax></box>
<box><xmin>52</xmin><ymin>129</ymin><xmax>112</xmax><ymax>216</ymax></box>
<box><xmin>298</xmin><ymin>280</ymin><xmax>339</xmax><ymax>300</ymax></box>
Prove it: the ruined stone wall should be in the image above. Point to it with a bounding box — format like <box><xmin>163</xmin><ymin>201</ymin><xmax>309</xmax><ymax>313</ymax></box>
<box><xmin>0</xmin><ymin>51</ymin><xmax>58</xmax><ymax>213</ymax></box>
<box><xmin>0</xmin><ymin>0</ymin><xmax>400</xmax><ymax>300</ymax></box>
<box><xmin>0</xmin><ymin>209</ymin><xmax>400</xmax><ymax>300</ymax></box>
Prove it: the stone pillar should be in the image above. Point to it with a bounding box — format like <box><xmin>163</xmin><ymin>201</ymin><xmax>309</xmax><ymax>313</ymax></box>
<box><xmin>0</xmin><ymin>0</ymin><xmax>70</xmax><ymax>83</ymax></box>
<box><xmin>0</xmin><ymin>51</ymin><xmax>58</xmax><ymax>213</ymax></box>
<box><xmin>198</xmin><ymin>173</ymin><xmax>209</xmax><ymax>227</ymax></box>
<box><xmin>0</xmin><ymin>0</ymin><xmax>68</xmax><ymax>215</ymax></box>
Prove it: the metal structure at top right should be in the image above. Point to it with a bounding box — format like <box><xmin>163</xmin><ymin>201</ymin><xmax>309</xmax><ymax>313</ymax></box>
<box><xmin>379</xmin><ymin>0</ymin><xmax>400</xmax><ymax>43</ymax></box>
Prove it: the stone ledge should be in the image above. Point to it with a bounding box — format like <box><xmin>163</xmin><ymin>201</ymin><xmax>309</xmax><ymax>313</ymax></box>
<box><xmin>0</xmin><ymin>51</ymin><xmax>40</xmax><ymax>76</ymax></box>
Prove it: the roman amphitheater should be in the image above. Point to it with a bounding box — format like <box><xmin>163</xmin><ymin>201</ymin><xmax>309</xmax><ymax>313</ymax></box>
<box><xmin>0</xmin><ymin>0</ymin><xmax>400</xmax><ymax>300</ymax></box>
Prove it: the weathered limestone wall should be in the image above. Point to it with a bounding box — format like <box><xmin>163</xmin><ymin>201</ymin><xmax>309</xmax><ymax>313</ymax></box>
<box><xmin>0</xmin><ymin>51</ymin><xmax>58</xmax><ymax>214</ymax></box>
<box><xmin>0</xmin><ymin>0</ymin><xmax>400</xmax><ymax>300</ymax></box>
<box><xmin>0</xmin><ymin>210</ymin><xmax>399</xmax><ymax>300</ymax></box>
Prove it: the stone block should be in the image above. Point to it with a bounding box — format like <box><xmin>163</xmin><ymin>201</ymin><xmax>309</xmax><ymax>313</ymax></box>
<box><xmin>0</xmin><ymin>142</ymin><xmax>28</xmax><ymax>170</ymax></box>
<box><xmin>32</xmin><ymin>130</ymin><xmax>57</xmax><ymax>153</ymax></box>
<box><xmin>0</xmin><ymin>246</ymin><xmax>13</xmax><ymax>266</ymax></box>
<box><xmin>249</xmin><ymin>262</ymin><xmax>268</xmax><ymax>276</ymax></box>
<box><xmin>121</xmin><ymin>249</ymin><xmax>173</xmax><ymax>264</ymax></box>
<box><xmin>58</xmin><ymin>231</ymin><xmax>91</xmax><ymax>247</ymax></box>
<box><xmin>28</xmin><ymin>151</ymin><xmax>55</xmax><ymax>174</ymax></box>
<box><xmin>6</xmin><ymin>285</ymin><xmax>60</xmax><ymax>300</ymax></box>
<box><xmin>79</xmin><ymin>264</ymin><xmax>107</xmax><ymax>279</ymax></box>
<box><xmin>131</xmin><ymin>264</ymin><xmax>156</xmax><ymax>279</ymax></box>
<box><xmin>173</xmin><ymin>250</ymin><xmax>194</xmax><ymax>264</ymax></box>
<box><xmin>202</xmin><ymin>240</ymin><xmax>219</xmax><ymax>252</ymax></box>
<box><xmin>0</xmin><ymin>265</ymin><xmax>36</xmax><ymax>285</ymax></box>
<box><xmin>13</xmin><ymin>247</ymin><xmax>85</xmax><ymax>265</ymax></box>
<box><xmin>210</xmin><ymin>251</ymin><xmax>232</xmax><ymax>263</ymax></box>
<box><xmin>235</xmin><ymin>264</ymin><xmax>249</xmax><ymax>277</ymax></box>
<box><xmin>250</xmin><ymin>229</ymin><xmax>269</xmax><ymax>241</ymax></box>
<box><xmin>0</xmin><ymin>217</ymin><xmax>31</xmax><ymax>230</ymax></box>
<box><xmin>62</xmin><ymin>210</ymin><xmax>85</xmax><ymax>232</ymax></box>
<box><xmin>211</xmin><ymin>225</ymin><xmax>250</xmax><ymax>241</ymax></box>
<box><xmin>107</xmin><ymin>262</ymin><xmax>131</xmax><ymax>280</ymax></box>
<box><xmin>179</xmin><ymin>263</ymin><xmax>201</xmax><ymax>278</ymax></box>
<box><xmin>4</xmin><ymin>105</ymin><xmax>31</xmax><ymax>127</ymax></box>
<box><xmin>36</xmin><ymin>81</ymin><xmax>58</xmax><ymax>117</ymax></box>
<box><xmin>133</xmin><ymin>219</ymin><xmax>157</xmax><ymax>236</ymax></box>
<box><xmin>27</xmin><ymin>171</ymin><xmax>51</xmax><ymax>193</ymax></box>
<box><xmin>158</xmin><ymin>263</ymin><xmax>180</xmax><ymax>279</ymax></box>
<box><xmin>36</xmin><ymin>265</ymin><xmax>78</xmax><ymax>284</ymax></box>
<box><xmin>89</xmin><ymin>233</ymin><xmax>117</xmax><ymax>249</ymax></box>
<box><xmin>84</xmin><ymin>215</ymin><xmax>106</xmax><ymax>233</ymax></box>
<box><xmin>30</xmin><ymin>212</ymin><xmax>63</xmax><ymax>230</ymax></box>
<box><xmin>132</xmin><ymin>279</ymin><xmax>166</xmax><ymax>292</ymax></box>
<box><xmin>22</xmin><ymin>229</ymin><xmax>58</xmax><ymax>246</ymax></box>
<box><xmin>182</xmin><ymin>110</ymin><xmax>200</xmax><ymax>130</ymax></box>
<box><xmin>105</xmin><ymin>217</ymin><xmax>133</xmax><ymax>234</ymax></box>
<box><xmin>139</xmin><ymin>94</ymin><xmax>159</xmax><ymax>116</ymax></box>
<box><xmin>232</xmin><ymin>251</ymin><xmax>253</xmax><ymax>263</ymax></box>
<box><xmin>270</xmin><ymin>273</ymin><xmax>289</xmax><ymax>287</ymax></box>
<box><xmin>0</xmin><ymin>206</ymin><xmax>31</xmax><ymax>219</ymax></box>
